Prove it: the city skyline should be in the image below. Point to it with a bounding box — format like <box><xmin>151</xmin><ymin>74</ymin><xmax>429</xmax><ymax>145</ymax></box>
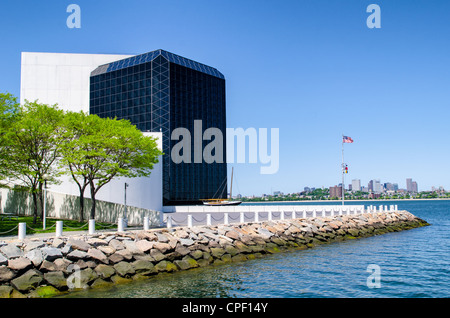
<box><xmin>248</xmin><ymin>177</ymin><xmax>444</xmax><ymax>198</ymax></box>
<box><xmin>1</xmin><ymin>1</ymin><xmax>450</xmax><ymax>196</ymax></box>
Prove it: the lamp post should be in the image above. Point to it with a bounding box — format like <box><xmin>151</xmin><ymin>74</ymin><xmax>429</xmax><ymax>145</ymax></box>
<box><xmin>43</xmin><ymin>174</ymin><xmax>48</xmax><ymax>230</ymax></box>
<box><xmin>124</xmin><ymin>182</ymin><xmax>129</xmax><ymax>229</ymax></box>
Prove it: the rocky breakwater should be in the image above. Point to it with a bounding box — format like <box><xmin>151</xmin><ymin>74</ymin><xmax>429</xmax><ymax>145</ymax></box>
<box><xmin>0</xmin><ymin>210</ymin><xmax>429</xmax><ymax>298</ymax></box>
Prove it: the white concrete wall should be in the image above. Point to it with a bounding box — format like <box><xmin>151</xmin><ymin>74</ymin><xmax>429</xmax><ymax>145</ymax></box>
<box><xmin>48</xmin><ymin>132</ymin><xmax>163</xmax><ymax>213</ymax></box>
<box><xmin>20</xmin><ymin>52</ymin><xmax>133</xmax><ymax>113</ymax></box>
<box><xmin>19</xmin><ymin>53</ymin><xmax>164</xmax><ymax>215</ymax></box>
<box><xmin>0</xmin><ymin>186</ymin><xmax>162</xmax><ymax>226</ymax></box>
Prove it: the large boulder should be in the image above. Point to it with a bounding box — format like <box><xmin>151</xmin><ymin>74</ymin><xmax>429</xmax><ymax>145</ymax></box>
<box><xmin>67</xmin><ymin>239</ymin><xmax>91</xmax><ymax>252</ymax></box>
<box><xmin>113</xmin><ymin>261</ymin><xmax>135</xmax><ymax>277</ymax></box>
<box><xmin>154</xmin><ymin>260</ymin><xmax>177</xmax><ymax>272</ymax></box>
<box><xmin>0</xmin><ymin>266</ymin><xmax>16</xmax><ymax>282</ymax></box>
<box><xmin>66</xmin><ymin>250</ymin><xmax>89</xmax><ymax>261</ymax></box>
<box><xmin>174</xmin><ymin>256</ymin><xmax>198</xmax><ymax>271</ymax></box>
<box><xmin>135</xmin><ymin>240</ymin><xmax>153</xmax><ymax>253</ymax></box>
<box><xmin>0</xmin><ymin>244</ymin><xmax>23</xmax><ymax>259</ymax></box>
<box><xmin>41</xmin><ymin>247</ymin><xmax>63</xmax><ymax>262</ymax></box>
<box><xmin>0</xmin><ymin>286</ymin><xmax>14</xmax><ymax>298</ymax></box>
<box><xmin>25</xmin><ymin>249</ymin><xmax>44</xmax><ymax>267</ymax></box>
<box><xmin>210</xmin><ymin>247</ymin><xmax>225</xmax><ymax>258</ymax></box>
<box><xmin>122</xmin><ymin>240</ymin><xmax>144</xmax><ymax>256</ymax></box>
<box><xmin>8</xmin><ymin>257</ymin><xmax>33</xmax><ymax>272</ymax></box>
<box><xmin>44</xmin><ymin>271</ymin><xmax>68</xmax><ymax>290</ymax></box>
<box><xmin>94</xmin><ymin>264</ymin><xmax>116</xmax><ymax>279</ymax></box>
<box><xmin>132</xmin><ymin>260</ymin><xmax>155</xmax><ymax>275</ymax></box>
<box><xmin>88</xmin><ymin>248</ymin><xmax>109</xmax><ymax>264</ymax></box>
<box><xmin>0</xmin><ymin>253</ymin><xmax>7</xmax><ymax>266</ymax></box>
<box><xmin>11</xmin><ymin>269</ymin><xmax>43</xmax><ymax>293</ymax></box>
<box><xmin>67</xmin><ymin>268</ymin><xmax>98</xmax><ymax>289</ymax></box>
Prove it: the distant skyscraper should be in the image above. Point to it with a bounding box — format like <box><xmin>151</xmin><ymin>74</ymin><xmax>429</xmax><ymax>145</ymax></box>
<box><xmin>373</xmin><ymin>180</ymin><xmax>381</xmax><ymax>193</ymax></box>
<box><xmin>368</xmin><ymin>180</ymin><xmax>374</xmax><ymax>192</ymax></box>
<box><xmin>406</xmin><ymin>178</ymin><xmax>418</xmax><ymax>193</ymax></box>
<box><xmin>406</xmin><ymin>178</ymin><xmax>413</xmax><ymax>192</ymax></box>
<box><xmin>352</xmin><ymin>179</ymin><xmax>361</xmax><ymax>192</ymax></box>
<box><xmin>412</xmin><ymin>181</ymin><xmax>418</xmax><ymax>193</ymax></box>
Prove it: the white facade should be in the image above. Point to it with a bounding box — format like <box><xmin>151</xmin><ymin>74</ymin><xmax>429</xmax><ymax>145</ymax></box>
<box><xmin>351</xmin><ymin>179</ymin><xmax>361</xmax><ymax>192</ymax></box>
<box><xmin>20</xmin><ymin>52</ymin><xmax>133</xmax><ymax>113</ymax></box>
<box><xmin>19</xmin><ymin>52</ymin><xmax>164</xmax><ymax>214</ymax></box>
<box><xmin>373</xmin><ymin>179</ymin><xmax>382</xmax><ymax>193</ymax></box>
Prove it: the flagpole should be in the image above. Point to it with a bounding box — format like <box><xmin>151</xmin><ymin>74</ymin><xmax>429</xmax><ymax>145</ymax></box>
<box><xmin>342</xmin><ymin>134</ymin><xmax>345</xmax><ymax>206</ymax></box>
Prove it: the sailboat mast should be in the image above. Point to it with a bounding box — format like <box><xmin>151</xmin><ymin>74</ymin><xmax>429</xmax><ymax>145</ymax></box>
<box><xmin>229</xmin><ymin>167</ymin><xmax>234</xmax><ymax>199</ymax></box>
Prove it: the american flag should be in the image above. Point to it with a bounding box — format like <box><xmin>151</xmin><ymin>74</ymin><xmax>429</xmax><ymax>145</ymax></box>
<box><xmin>343</xmin><ymin>136</ymin><xmax>354</xmax><ymax>143</ymax></box>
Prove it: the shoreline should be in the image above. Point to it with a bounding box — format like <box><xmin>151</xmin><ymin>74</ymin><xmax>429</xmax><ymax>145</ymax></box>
<box><xmin>242</xmin><ymin>198</ymin><xmax>450</xmax><ymax>204</ymax></box>
<box><xmin>0</xmin><ymin>210</ymin><xmax>429</xmax><ymax>298</ymax></box>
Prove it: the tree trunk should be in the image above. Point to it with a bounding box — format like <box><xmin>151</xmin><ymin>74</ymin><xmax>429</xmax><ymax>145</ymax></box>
<box><xmin>89</xmin><ymin>182</ymin><xmax>96</xmax><ymax>220</ymax></box>
<box><xmin>79</xmin><ymin>194</ymin><xmax>85</xmax><ymax>223</ymax></box>
<box><xmin>38</xmin><ymin>183</ymin><xmax>44</xmax><ymax>221</ymax></box>
<box><xmin>77</xmin><ymin>183</ymin><xmax>86</xmax><ymax>223</ymax></box>
<box><xmin>32</xmin><ymin>192</ymin><xmax>38</xmax><ymax>224</ymax></box>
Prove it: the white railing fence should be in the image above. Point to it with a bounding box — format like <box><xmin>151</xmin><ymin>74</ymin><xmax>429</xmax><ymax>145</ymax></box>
<box><xmin>10</xmin><ymin>204</ymin><xmax>399</xmax><ymax>240</ymax></box>
<box><xmin>164</xmin><ymin>204</ymin><xmax>399</xmax><ymax>228</ymax></box>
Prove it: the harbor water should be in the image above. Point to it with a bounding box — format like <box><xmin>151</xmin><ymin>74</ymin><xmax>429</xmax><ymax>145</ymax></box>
<box><xmin>61</xmin><ymin>200</ymin><xmax>450</xmax><ymax>298</ymax></box>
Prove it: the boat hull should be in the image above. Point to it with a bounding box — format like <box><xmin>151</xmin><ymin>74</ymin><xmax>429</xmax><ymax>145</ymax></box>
<box><xmin>203</xmin><ymin>200</ymin><xmax>242</xmax><ymax>206</ymax></box>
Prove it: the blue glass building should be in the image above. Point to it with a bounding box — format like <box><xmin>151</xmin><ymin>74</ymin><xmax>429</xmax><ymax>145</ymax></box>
<box><xmin>90</xmin><ymin>49</ymin><xmax>227</xmax><ymax>205</ymax></box>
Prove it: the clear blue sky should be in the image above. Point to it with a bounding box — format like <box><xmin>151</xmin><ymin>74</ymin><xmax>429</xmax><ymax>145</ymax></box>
<box><xmin>1</xmin><ymin>0</ymin><xmax>449</xmax><ymax>196</ymax></box>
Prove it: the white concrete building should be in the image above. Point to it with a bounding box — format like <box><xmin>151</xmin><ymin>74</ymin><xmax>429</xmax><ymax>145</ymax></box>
<box><xmin>351</xmin><ymin>179</ymin><xmax>361</xmax><ymax>192</ymax></box>
<box><xmin>20</xmin><ymin>52</ymin><xmax>132</xmax><ymax>113</ymax></box>
<box><xmin>373</xmin><ymin>179</ymin><xmax>382</xmax><ymax>194</ymax></box>
<box><xmin>17</xmin><ymin>52</ymin><xmax>164</xmax><ymax>221</ymax></box>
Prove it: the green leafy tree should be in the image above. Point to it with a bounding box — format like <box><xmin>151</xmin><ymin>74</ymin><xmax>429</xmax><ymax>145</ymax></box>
<box><xmin>5</xmin><ymin>101</ymin><xmax>65</xmax><ymax>223</ymax></box>
<box><xmin>59</xmin><ymin>111</ymin><xmax>91</xmax><ymax>222</ymax></box>
<box><xmin>0</xmin><ymin>92</ymin><xmax>21</xmax><ymax>181</ymax></box>
<box><xmin>60</xmin><ymin>113</ymin><xmax>162</xmax><ymax>220</ymax></box>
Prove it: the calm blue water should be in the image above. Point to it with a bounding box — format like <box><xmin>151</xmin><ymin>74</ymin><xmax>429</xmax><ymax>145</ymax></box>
<box><xmin>64</xmin><ymin>200</ymin><xmax>450</xmax><ymax>298</ymax></box>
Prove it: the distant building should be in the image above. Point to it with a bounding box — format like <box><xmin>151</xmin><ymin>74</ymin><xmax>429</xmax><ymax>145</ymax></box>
<box><xmin>304</xmin><ymin>187</ymin><xmax>311</xmax><ymax>193</ymax></box>
<box><xmin>369</xmin><ymin>193</ymin><xmax>381</xmax><ymax>199</ymax></box>
<box><xmin>393</xmin><ymin>183</ymin><xmax>399</xmax><ymax>191</ymax></box>
<box><xmin>368</xmin><ymin>180</ymin><xmax>374</xmax><ymax>192</ymax></box>
<box><xmin>406</xmin><ymin>178</ymin><xmax>413</xmax><ymax>192</ymax></box>
<box><xmin>329</xmin><ymin>186</ymin><xmax>343</xmax><ymax>198</ymax></box>
<box><xmin>373</xmin><ymin>180</ymin><xmax>382</xmax><ymax>193</ymax></box>
<box><xmin>406</xmin><ymin>178</ymin><xmax>418</xmax><ymax>193</ymax></box>
<box><xmin>352</xmin><ymin>179</ymin><xmax>361</xmax><ymax>192</ymax></box>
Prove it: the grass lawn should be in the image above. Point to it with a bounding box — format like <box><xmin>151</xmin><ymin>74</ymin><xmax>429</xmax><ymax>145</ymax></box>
<box><xmin>0</xmin><ymin>216</ymin><xmax>116</xmax><ymax>237</ymax></box>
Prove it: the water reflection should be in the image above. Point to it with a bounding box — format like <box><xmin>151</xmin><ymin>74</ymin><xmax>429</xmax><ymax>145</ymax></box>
<box><xmin>61</xmin><ymin>261</ymin><xmax>251</xmax><ymax>298</ymax></box>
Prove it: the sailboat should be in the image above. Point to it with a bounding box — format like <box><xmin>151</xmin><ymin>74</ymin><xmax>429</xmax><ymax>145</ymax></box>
<box><xmin>202</xmin><ymin>167</ymin><xmax>242</xmax><ymax>206</ymax></box>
